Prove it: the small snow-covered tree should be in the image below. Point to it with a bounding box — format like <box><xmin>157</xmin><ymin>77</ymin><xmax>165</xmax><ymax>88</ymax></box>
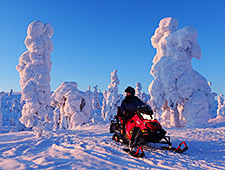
<box><xmin>217</xmin><ymin>94</ymin><xmax>224</xmax><ymax>107</ymax></box>
<box><xmin>135</xmin><ymin>82</ymin><xmax>142</xmax><ymax>99</ymax></box>
<box><xmin>0</xmin><ymin>92</ymin><xmax>24</xmax><ymax>130</ymax></box>
<box><xmin>16</xmin><ymin>20</ymin><xmax>54</xmax><ymax>137</ymax></box>
<box><xmin>101</xmin><ymin>69</ymin><xmax>120</xmax><ymax>121</ymax></box>
<box><xmin>101</xmin><ymin>91</ymin><xmax>107</xmax><ymax>119</ymax></box>
<box><xmin>91</xmin><ymin>86</ymin><xmax>103</xmax><ymax>123</ymax></box>
<box><xmin>51</xmin><ymin>82</ymin><xmax>92</xmax><ymax>130</ymax></box>
<box><xmin>92</xmin><ymin>85</ymin><xmax>101</xmax><ymax>110</ymax></box>
<box><xmin>149</xmin><ymin>17</ymin><xmax>215</xmax><ymax>128</ymax></box>
<box><xmin>85</xmin><ymin>86</ymin><xmax>92</xmax><ymax>99</ymax></box>
<box><xmin>135</xmin><ymin>82</ymin><xmax>150</xmax><ymax>103</ymax></box>
<box><xmin>217</xmin><ymin>94</ymin><xmax>225</xmax><ymax>116</ymax></box>
<box><xmin>85</xmin><ymin>85</ymin><xmax>101</xmax><ymax>111</ymax></box>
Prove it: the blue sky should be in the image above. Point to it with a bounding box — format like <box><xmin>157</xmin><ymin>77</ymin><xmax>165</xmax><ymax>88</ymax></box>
<box><xmin>0</xmin><ymin>0</ymin><xmax>225</xmax><ymax>95</ymax></box>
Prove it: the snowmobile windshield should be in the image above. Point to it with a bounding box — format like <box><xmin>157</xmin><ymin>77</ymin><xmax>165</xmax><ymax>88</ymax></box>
<box><xmin>140</xmin><ymin>113</ymin><xmax>154</xmax><ymax>120</ymax></box>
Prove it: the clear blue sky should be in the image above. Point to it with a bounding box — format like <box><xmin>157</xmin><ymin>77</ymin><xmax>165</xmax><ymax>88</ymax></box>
<box><xmin>0</xmin><ymin>0</ymin><xmax>225</xmax><ymax>95</ymax></box>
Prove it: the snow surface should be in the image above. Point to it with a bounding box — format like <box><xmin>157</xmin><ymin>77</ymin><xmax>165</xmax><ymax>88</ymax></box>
<box><xmin>0</xmin><ymin>122</ymin><xmax>225</xmax><ymax>170</ymax></box>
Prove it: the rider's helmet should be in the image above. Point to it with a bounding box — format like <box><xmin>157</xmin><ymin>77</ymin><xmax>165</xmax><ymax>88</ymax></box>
<box><xmin>125</xmin><ymin>86</ymin><xmax>135</xmax><ymax>96</ymax></box>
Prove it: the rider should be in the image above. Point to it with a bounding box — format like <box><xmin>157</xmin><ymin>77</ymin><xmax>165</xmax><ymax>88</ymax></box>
<box><xmin>120</xmin><ymin>86</ymin><xmax>145</xmax><ymax>123</ymax></box>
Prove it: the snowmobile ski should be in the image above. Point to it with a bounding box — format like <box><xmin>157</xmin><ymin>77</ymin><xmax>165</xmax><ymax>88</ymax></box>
<box><xmin>123</xmin><ymin>146</ymin><xmax>145</xmax><ymax>158</ymax></box>
<box><xmin>161</xmin><ymin>141</ymin><xmax>188</xmax><ymax>153</ymax></box>
<box><xmin>123</xmin><ymin>141</ymin><xmax>188</xmax><ymax>158</ymax></box>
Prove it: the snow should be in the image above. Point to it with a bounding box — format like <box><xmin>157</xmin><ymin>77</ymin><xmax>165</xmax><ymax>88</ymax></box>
<box><xmin>0</xmin><ymin>123</ymin><xmax>225</xmax><ymax>169</ymax></box>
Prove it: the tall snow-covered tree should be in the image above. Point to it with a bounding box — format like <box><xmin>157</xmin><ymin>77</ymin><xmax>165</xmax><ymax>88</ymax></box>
<box><xmin>51</xmin><ymin>82</ymin><xmax>92</xmax><ymax>130</ymax></box>
<box><xmin>101</xmin><ymin>69</ymin><xmax>120</xmax><ymax>121</ymax></box>
<box><xmin>149</xmin><ymin>17</ymin><xmax>215</xmax><ymax>128</ymax></box>
<box><xmin>16</xmin><ymin>20</ymin><xmax>54</xmax><ymax>137</ymax></box>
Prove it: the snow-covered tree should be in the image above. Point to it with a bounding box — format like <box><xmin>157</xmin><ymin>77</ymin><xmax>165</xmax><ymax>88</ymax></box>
<box><xmin>217</xmin><ymin>94</ymin><xmax>224</xmax><ymax>107</ymax></box>
<box><xmin>85</xmin><ymin>86</ymin><xmax>92</xmax><ymax>99</ymax></box>
<box><xmin>51</xmin><ymin>82</ymin><xmax>92</xmax><ymax>130</ymax></box>
<box><xmin>217</xmin><ymin>94</ymin><xmax>225</xmax><ymax>116</ymax></box>
<box><xmin>135</xmin><ymin>82</ymin><xmax>150</xmax><ymax>103</ymax></box>
<box><xmin>92</xmin><ymin>85</ymin><xmax>101</xmax><ymax>110</ymax></box>
<box><xmin>85</xmin><ymin>85</ymin><xmax>101</xmax><ymax>111</ymax></box>
<box><xmin>0</xmin><ymin>91</ymin><xmax>25</xmax><ymax>131</ymax></box>
<box><xmin>1</xmin><ymin>92</ymin><xmax>22</xmax><ymax>113</ymax></box>
<box><xmin>149</xmin><ymin>17</ymin><xmax>215</xmax><ymax>128</ymax></box>
<box><xmin>91</xmin><ymin>86</ymin><xmax>103</xmax><ymax>123</ymax></box>
<box><xmin>16</xmin><ymin>20</ymin><xmax>54</xmax><ymax>137</ymax></box>
<box><xmin>101</xmin><ymin>69</ymin><xmax>120</xmax><ymax>121</ymax></box>
<box><xmin>135</xmin><ymin>82</ymin><xmax>142</xmax><ymax>99</ymax></box>
<box><xmin>97</xmin><ymin>90</ymin><xmax>104</xmax><ymax>107</ymax></box>
<box><xmin>101</xmin><ymin>91</ymin><xmax>107</xmax><ymax>119</ymax></box>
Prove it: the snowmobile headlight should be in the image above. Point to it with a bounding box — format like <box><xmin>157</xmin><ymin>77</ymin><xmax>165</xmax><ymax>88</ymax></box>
<box><xmin>140</xmin><ymin>113</ymin><xmax>154</xmax><ymax>120</ymax></box>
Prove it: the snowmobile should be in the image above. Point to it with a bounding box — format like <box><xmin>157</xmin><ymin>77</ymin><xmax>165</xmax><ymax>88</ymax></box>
<box><xmin>110</xmin><ymin>105</ymin><xmax>188</xmax><ymax>158</ymax></box>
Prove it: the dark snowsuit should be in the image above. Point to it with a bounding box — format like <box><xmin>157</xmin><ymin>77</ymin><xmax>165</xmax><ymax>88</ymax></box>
<box><xmin>120</xmin><ymin>95</ymin><xmax>145</xmax><ymax>122</ymax></box>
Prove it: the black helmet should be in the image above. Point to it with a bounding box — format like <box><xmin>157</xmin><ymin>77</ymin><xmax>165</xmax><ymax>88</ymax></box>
<box><xmin>125</xmin><ymin>86</ymin><xmax>135</xmax><ymax>96</ymax></box>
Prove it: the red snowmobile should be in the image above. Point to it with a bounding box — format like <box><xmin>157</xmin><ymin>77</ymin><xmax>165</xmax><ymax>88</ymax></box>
<box><xmin>110</xmin><ymin>105</ymin><xmax>188</xmax><ymax>158</ymax></box>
